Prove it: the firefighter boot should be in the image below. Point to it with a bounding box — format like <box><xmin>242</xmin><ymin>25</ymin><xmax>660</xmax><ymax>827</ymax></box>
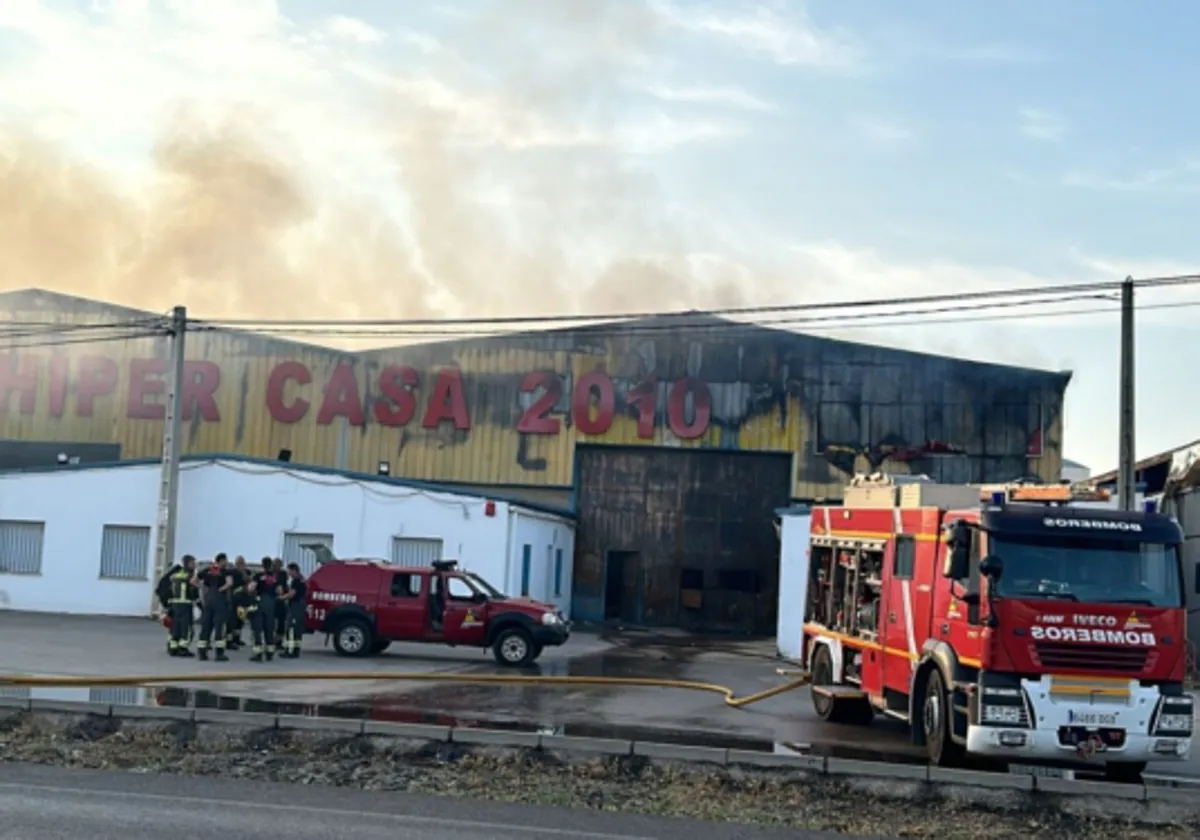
<box><xmin>198</xmin><ymin>649</ymin><xmax>209</xmax><ymax>661</ymax></box>
<box><xmin>178</xmin><ymin>648</ymin><xmax>195</xmax><ymax>658</ymax></box>
<box><xmin>249</xmin><ymin>652</ymin><xmax>264</xmax><ymax>663</ymax></box>
<box><xmin>215</xmin><ymin>649</ymin><xmax>228</xmax><ymax>662</ymax></box>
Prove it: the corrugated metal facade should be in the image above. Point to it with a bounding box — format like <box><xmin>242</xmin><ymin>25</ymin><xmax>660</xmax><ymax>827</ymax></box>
<box><xmin>0</xmin><ymin>290</ymin><xmax>1070</xmax><ymax>503</ymax></box>
<box><xmin>573</xmin><ymin>447</ymin><xmax>792</xmax><ymax>630</ymax></box>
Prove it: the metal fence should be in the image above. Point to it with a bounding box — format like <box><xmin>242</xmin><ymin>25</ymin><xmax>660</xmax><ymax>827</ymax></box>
<box><xmin>391</xmin><ymin>537</ymin><xmax>443</xmax><ymax>568</ymax></box>
<box><xmin>99</xmin><ymin>525</ymin><xmax>152</xmax><ymax>580</ymax></box>
<box><xmin>0</xmin><ymin>520</ymin><xmax>45</xmax><ymax>575</ymax></box>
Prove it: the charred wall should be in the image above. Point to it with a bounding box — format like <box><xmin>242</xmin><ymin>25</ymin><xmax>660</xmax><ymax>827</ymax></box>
<box><xmin>572</xmin><ymin>445</ymin><xmax>793</xmax><ymax>633</ymax></box>
<box><xmin>0</xmin><ymin>292</ymin><xmax>1070</xmax><ymax>501</ymax></box>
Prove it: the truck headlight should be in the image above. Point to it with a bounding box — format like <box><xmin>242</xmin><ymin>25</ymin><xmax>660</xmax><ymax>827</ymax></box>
<box><xmin>1154</xmin><ymin>697</ymin><xmax>1193</xmax><ymax>736</ymax></box>
<box><xmin>982</xmin><ymin>705</ymin><xmax>1026</xmax><ymax>725</ymax></box>
<box><xmin>541</xmin><ymin>612</ymin><xmax>561</xmax><ymax>626</ymax></box>
<box><xmin>1156</xmin><ymin>713</ymin><xmax>1193</xmax><ymax>734</ymax></box>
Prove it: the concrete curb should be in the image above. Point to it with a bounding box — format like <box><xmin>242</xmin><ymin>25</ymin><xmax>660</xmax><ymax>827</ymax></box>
<box><xmin>3</xmin><ymin>696</ymin><xmax>1196</xmax><ymax>809</ymax></box>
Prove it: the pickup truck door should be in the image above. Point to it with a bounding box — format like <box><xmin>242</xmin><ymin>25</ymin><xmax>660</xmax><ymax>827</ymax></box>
<box><xmin>441</xmin><ymin>574</ymin><xmax>488</xmax><ymax>646</ymax></box>
<box><xmin>375</xmin><ymin>571</ymin><xmax>427</xmax><ymax>641</ymax></box>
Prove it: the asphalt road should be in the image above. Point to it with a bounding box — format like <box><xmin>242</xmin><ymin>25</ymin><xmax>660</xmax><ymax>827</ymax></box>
<box><xmin>0</xmin><ymin>763</ymin><xmax>846</xmax><ymax>840</ymax></box>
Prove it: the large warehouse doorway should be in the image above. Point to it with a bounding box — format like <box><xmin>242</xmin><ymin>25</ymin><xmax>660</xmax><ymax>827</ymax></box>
<box><xmin>571</xmin><ymin>446</ymin><xmax>793</xmax><ymax>635</ymax></box>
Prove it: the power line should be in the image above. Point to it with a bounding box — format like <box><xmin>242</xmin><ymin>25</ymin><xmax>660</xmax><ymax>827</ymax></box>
<box><xmin>0</xmin><ymin>329</ymin><xmax>166</xmax><ymax>350</ymax></box>
<box><xmin>188</xmin><ymin>272</ymin><xmax>1200</xmax><ymax>330</ymax></box>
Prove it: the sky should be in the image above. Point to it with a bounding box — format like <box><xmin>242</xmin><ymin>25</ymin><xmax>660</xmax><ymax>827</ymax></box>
<box><xmin>1</xmin><ymin>0</ymin><xmax>1199</xmax><ymax>474</ymax></box>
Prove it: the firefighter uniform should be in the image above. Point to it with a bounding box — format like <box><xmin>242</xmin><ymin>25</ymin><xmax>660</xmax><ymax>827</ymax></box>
<box><xmin>155</xmin><ymin>563</ymin><xmax>182</xmax><ymax>653</ymax></box>
<box><xmin>254</xmin><ymin>560</ymin><xmax>281</xmax><ymax>661</ymax></box>
<box><xmin>273</xmin><ymin>560</ymin><xmax>288</xmax><ymax>639</ymax></box>
<box><xmin>281</xmin><ymin>565</ymin><xmax>308</xmax><ymax>658</ymax></box>
<box><xmin>227</xmin><ymin>562</ymin><xmax>248</xmax><ymax>650</ymax></box>
<box><xmin>197</xmin><ymin>562</ymin><xmax>232</xmax><ymax>661</ymax></box>
<box><xmin>167</xmin><ymin>564</ymin><xmax>198</xmax><ymax>656</ymax></box>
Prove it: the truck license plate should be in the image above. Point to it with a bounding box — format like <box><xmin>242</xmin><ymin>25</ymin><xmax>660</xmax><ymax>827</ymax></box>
<box><xmin>1069</xmin><ymin>712</ymin><xmax>1118</xmax><ymax>726</ymax></box>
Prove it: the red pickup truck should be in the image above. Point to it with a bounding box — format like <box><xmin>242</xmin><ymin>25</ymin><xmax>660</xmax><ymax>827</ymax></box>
<box><xmin>304</xmin><ymin>558</ymin><xmax>570</xmax><ymax>667</ymax></box>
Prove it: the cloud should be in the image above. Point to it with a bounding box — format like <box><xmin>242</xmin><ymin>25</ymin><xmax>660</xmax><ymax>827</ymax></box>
<box><xmin>1063</xmin><ymin>165</ymin><xmax>1200</xmax><ymax>195</ymax></box>
<box><xmin>852</xmin><ymin>116</ymin><xmax>914</xmax><ymax>144</ymax></box>
<box><xmin>326</xmin><ymin>15</ymin><xmax>387</xmax><ymax>44</ymax></box>
<box><xmin>644</xmin><ymin>84</ymin><xmax>777</xmax><ymax>112</ymax></box>
<box><xmin>1018</xmin><ymin>107</ymin><xmax>1065</xmax><ymax>142</ymax></box>
<box><xmin>653</xmin><ymin>1</ymin><xmax>861</xmax><ymax>70</ymax></box>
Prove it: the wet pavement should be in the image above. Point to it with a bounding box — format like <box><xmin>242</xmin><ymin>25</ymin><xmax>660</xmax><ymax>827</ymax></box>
<box><xmin>2</xmin><ymin>611</ymin><xmax>1197</xmax><ymax>781</ymax></box>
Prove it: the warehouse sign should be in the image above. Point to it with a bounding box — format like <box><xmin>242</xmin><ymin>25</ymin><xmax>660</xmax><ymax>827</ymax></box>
<box><xmin>0</xmin><ymin>353</ymin><xmax>714</xmax><ymax>439</ymax></box>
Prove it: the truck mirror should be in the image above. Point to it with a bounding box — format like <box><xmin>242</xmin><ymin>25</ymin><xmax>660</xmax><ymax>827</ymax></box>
<box><xmin>472</xmin><ymin>592</ymin><xmax>488</xmax><ymax>604</ymax></box>
<box><xmin>980</xmin><ymin>555</ymin><xmax>1003</xmax><ymax>581</ymax></box>
<box><xmin>942</xmin><ymin>521</ymin><xmax>970</xmax><ymax>580</ymax></box>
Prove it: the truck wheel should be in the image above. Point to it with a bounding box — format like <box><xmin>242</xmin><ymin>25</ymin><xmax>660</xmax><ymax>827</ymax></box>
<box><xmin>809</xmin><ymin>644</ymin><xmax>874</xmax><ymax>725</ymax></box>
<box><xmin>492</xmin><ymin>627</ymin><xmax>535</xmax><ymax>667</ymax></box>
<box><xmin>370</xmin><ymin>639</ymin><xmax>391</xmax><ymax>655</ymax></box>
<box><xmin>1104</xmin><ymin>762</ymin><xmax>1146</xmax><ymax>784</ymax></box>
<box><xmin>922</xmin><ymin>668</ymin><xmax>965</xmax><ymax>766</ymax></box>
<box><xmin>332</xmin><ymin>619</ymin><xmax>372</xmax><ymax>658</ymax></box>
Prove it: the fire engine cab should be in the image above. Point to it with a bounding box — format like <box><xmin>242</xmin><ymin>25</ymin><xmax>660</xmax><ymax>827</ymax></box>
<box><xmin>801</xmin><ymin>475</ymin><xmax>1193</xmax><ymax>781</ymax></box>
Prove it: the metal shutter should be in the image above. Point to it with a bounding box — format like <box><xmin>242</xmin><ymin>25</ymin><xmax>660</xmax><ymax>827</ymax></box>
<box><xmin>391</xmin><ymin>537</ymin><xmax>443</xmax><ymax>568</ymax></box>
<box><xmin>99</xmin><ymin>525</ymin><xmax>152</xmax><ymax>580</ymax></box>
<box><xmin>0</xmin><ymin>520</ymin><xmax>45</xmax><ymax>575</ymax></box>
<box><xmin>89</xmin><ymin>687</ymin><xmax>141</xmax><ymax>707</ymax></box>
<box><xmin>282</xmin><ymin>532</ymin><xmax>334</xmax><ymax>577</ymax></box>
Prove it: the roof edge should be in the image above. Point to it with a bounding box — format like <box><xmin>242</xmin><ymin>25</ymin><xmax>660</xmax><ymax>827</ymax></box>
<box><xmin>0</xmin><ymin>453</ymin><xmax>576</xmax><ymax>521</ymax></box>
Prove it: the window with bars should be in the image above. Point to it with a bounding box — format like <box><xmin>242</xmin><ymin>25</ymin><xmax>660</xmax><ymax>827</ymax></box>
<box><xmin>282</xmin><ymin>532</ymin><xmax>335</xmax><ymax>577</ymax></box>
<box><xmin>391</xmin><ymin>537</ymin><xmax>443</xmax><ymax>568</ymax></box>
<box><xmin>99</xmin><ymin>525</ymin><xmax>152</xmax><ymax>580</ymax></box>
<box><xmin>0</xmin><ymin>520</ymin><xmax>45</xmax><ymax>575</ymax></box>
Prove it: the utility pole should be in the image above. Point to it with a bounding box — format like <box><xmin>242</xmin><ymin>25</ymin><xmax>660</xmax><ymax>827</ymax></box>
<box><xmin>1118</xmin><ymin>277</ymin><xmax>1136</xmax><ymax>511</ymax></box>
<box><xmin>151</xmin><ymin>305</ymin><xmax>187</xmax><ymax>614</ymax></box>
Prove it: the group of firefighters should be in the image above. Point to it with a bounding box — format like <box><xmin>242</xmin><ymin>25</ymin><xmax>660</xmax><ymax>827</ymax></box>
<box><xmin>155</xmin><ymin>553</ymin><xmax>308</xmax><ymax>662</ymax></box>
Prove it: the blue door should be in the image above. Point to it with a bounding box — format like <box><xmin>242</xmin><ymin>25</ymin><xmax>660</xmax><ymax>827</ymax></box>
<box><xmin>521</xmin><ymin>544</ymin><xmax>532</xmax><ymax>596</ymax></box>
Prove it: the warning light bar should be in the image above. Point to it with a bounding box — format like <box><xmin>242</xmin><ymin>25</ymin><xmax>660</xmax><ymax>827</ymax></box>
<box><xmin>980</xmin><ymin>484</ymin><xmax>1111</xmax><ymax>504</ymax></box>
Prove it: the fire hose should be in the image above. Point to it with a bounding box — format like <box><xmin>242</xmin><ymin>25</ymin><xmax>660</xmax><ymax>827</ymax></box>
<box><xmin>0</xmin><ymin>670</ymin><xmax>810</xmax><ymax>709</ymax></box>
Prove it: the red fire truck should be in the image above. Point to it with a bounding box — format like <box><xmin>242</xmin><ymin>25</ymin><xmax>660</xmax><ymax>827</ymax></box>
<box><xmin>800</xmin><ymin>475</ymin><xmax>1193</xmax><ymax>781</ymax></box>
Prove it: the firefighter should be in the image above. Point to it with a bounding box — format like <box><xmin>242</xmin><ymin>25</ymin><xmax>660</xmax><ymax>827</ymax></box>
<box><xmin>235</xmin><ymin>578</ymin><xmax>268</xmax><ymax>663</ymax></box>
<box><xmin>227</xmin><ymin>555</ymin><xmax>249</xmax><ymax>650</ymax></box>
<box><xmin>253</xmin><ymin>556</ymin><xmax>280</xmax><ymax>661</ymax></box>
<box><xmin>279</xmin><ymin>562</ymin><xmax>308</xmax><ymax>659</ymax></box>
<box><xmin>155</xmin><ymin>560</ymin><xmax>182</xmax><ymax>654</ymax></box>
<box><xmin>167</xmin><ymin>555</ymin><xmax>199</xmax><ymax>657</ymax></box>
<box><xmin>197</xmin><ymin>554</ymin><xmax>233</xmax><ymax>662</ymax></box>
<box><xmin>273</xmin><ymin>558</ymin><xmax>288</xmax><ymax>640</ymax></box>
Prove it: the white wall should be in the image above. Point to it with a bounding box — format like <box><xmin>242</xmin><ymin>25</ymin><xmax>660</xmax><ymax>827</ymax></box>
<box><xmin>776</xmin><ymin>510</ymin><xmax>812</xmax><ymax>661</ymax></box>
<box><xmin>1060</xmin><ymin>461</ymin><xmax>1092</xmax><ymax>483</ymax></box>
<box><xmin>0</xmin><ymin>465</ymin><xmax>160</xmax><ymax>616</ymax></box>
<box><xmin>0</xmin><ymin>458</ymin><xmax>574</xmax><ymax>618</ymax></box>
<box><xmin>507</xmin><ymin>508</ymin><xmax>575</xmax><ymax>612</ymax></box>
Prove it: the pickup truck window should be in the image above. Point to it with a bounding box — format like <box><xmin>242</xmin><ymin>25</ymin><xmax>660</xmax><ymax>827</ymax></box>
<box><xmin>447</xmin><ymin>576</ymin><xmax>476</xmax><ymax>601</ymax></box>
<box><xmin>390</xmin><ymin>573</ymin><xmax>421</xmax><ymax>597</ymax></box>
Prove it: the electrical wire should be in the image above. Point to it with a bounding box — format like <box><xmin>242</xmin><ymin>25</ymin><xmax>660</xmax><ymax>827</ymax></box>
<box><xmin>190</xmin><ymin>272</ymin><xmax>1200</xmax><ymax>331</ymax></box>
<box><xmin>190</xmin><ymin>292</ymin><xmax>1197</xmax><ymax>342</ymax></box>
<box><xmin>0</xmin><ymin>329</ymin><xmax>167</xmax><ymax>350</ymax></box>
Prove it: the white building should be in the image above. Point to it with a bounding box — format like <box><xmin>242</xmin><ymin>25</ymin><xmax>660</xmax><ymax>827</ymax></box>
<box><xmin>0</xmin><ymin>455</ymin><xmax>575</xmax><ymax>618</ymax></box>
<box><xmin>774</xmin><ymin>504</ymin><xmax>812</xmax><ymax>661</ymax></box>
<box><xmin>1060</xmin><ymin>458</ymin><xmax>1091</xmax><ymax>483</ymax></box>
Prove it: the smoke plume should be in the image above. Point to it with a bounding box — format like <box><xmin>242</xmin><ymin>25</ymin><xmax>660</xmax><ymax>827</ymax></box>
<box><xmin>0</xmin><ymin>1</ymin><xmax>751</xmax><ymax>324</ymax></box>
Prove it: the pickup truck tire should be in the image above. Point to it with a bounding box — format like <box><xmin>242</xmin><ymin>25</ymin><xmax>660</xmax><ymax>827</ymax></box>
<box><xmin>332</xmin><ymin>618</ymin><xmax>373</xmax><ymax>658</ymax></box>
<box><xmin>370</xmin><ymin>639</ymin><xmax>391</xmax><ymax>655</ymax></box>
<box><xmin>492</xmin><ymin>627</ymin><xmax>536</xmax><ymax>668</ymax></box>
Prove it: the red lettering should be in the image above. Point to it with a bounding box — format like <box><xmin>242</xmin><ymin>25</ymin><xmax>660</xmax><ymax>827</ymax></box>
<box><xmin>572</xmin><ymin>369</ymin><xmax>615</xmax><ymax>436</ymax></box>
<box><xmin>422</xmin><ymin>368</ymin><xmax>469</xmax><ymax>430</ymax></box>
<box><xmin>76</xmin><ymin>355</ymin><xmax>118</xmax><ymax>417</ymax></box>
<box><xmin>265</xmin><ymin>361</ymin><xmax>311</xmax><ymax>424</ymax></box>
<box><xmin>517</xmin><ymin>371</ymin><xmax>562</xmax><ymax>435</ymax></box>
<box><xmin>48</xmin><ymin>354</ymin><xmax>68</xmax><ymax>418</ymax></box>
<box><xmin>374</xmin><ymin>365</ymin><xmax>419</xmax><ymax>427</ymax></box>
<box><xmin>0</xmin><ymin>353</ymin><xmax>39</xmax><ymax>415</ymax></box>
<box><xmin>667</xmin><ymin>378</ymin><xmax>712</xmax><ymax>440</ymax></box>
<box><xmin>127</xmin><ymin>358</ymin><xmax>166</xmax><ymax>420</ymax></box>
<box><xmin>625</xmin><ymin>378</ymin><xmax>658</xmax><ymax>439</ymax></box>
<box><xmin>317</xmin><ymin>362</ymin><xmax>365</xmax><ymax>426</ymax></box>
<box><xmin>182</xmin><ymin>361</ymin><xmax>221</xmax><ymax>422</ymax></box>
